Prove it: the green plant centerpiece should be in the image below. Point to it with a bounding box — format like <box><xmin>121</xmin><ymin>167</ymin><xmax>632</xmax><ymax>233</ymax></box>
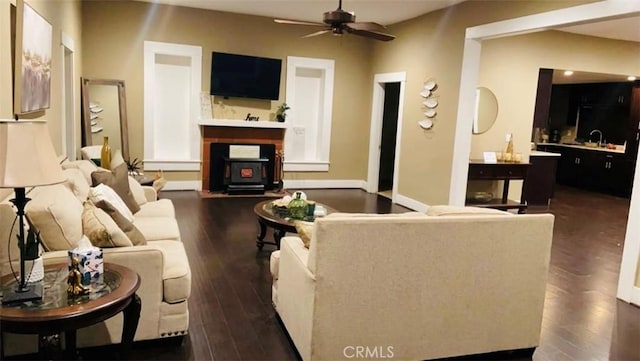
<box><xmin>275</xmin><ymin>103</ymin><xmax>290</xmax><ymax>122</ymax></box>
<box><xmin>287</xmin><ymin>191</ymin><xmax>308</xmax><ymax>220</ymax></box>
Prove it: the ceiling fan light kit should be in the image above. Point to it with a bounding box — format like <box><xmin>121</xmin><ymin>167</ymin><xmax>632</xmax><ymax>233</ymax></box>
<box><xmin>274</xmin><ymin>0</ymin><xmax>395</xmax><ymax>41</ymax></box>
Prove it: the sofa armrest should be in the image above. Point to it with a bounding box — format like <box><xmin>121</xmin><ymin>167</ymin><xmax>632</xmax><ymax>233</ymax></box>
<box><xmin>142</xmin><ymin>186</ymin><xmax>157</xmax><ymax>202</ymax></box>
<box><xmin>274</xmin><ymin>236</ymin><xmax>316</xmax><ymax>360</ymax></box>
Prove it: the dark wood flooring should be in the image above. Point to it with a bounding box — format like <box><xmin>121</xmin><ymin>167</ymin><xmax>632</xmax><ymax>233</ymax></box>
<box><xmin>9</xmin><ymin>187</ymin><xmax>640</xmax><ymax>360</ymax></box>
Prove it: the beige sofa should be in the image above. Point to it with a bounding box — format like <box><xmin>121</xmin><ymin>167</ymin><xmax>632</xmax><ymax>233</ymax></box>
<box><xmin>0</xmin><ymin>160</ymin><xmax>191</xmax><ymax>355</ymax></box>
<box><xmin>270</xmin><ymin>208</ymin><xmax>555</xmax><ymax>360</ymax></box>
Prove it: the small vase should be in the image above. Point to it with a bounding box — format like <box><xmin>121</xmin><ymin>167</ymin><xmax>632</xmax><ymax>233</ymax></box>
<box><xmin>276</xmin><ymin>114</ymin><xmax>285</xmax><ymax>122</ymax></box>
<box><xmin>287</xmin><ymin>192</ymin><xmax>308</xmax><ymax>220</ymax></box>
<box><xmin>101</xmin><ymin>136</ymin><xmax>112</xmax><ymax>170</ymax></box>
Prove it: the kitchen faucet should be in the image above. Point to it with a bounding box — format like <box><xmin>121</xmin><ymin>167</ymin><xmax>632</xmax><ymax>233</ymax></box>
<box><xmin>589</xmin><ymin>129</ymin><xmax>603</xmax><ymax>147</ymax></box>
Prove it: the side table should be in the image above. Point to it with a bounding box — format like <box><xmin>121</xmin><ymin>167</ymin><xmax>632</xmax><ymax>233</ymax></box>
<box><xmin>0</xmin><ymin>263</ymin><xmax>141</xmax><ymax>360</ymax></box>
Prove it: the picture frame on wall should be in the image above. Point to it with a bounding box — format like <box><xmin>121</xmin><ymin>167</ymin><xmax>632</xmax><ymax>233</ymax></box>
<box><xmin>13</xmin><ymin>0</ymin><xmax>52</xmax><ymax>115</ymax></box>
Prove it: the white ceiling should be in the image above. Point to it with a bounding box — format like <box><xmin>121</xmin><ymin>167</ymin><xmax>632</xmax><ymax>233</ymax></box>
<box><xmin>140</xmin><ymin>1</ymin><xmax>639</xmax><ymax>42</ymax></box>
<box><xmin>138</xmin><ymin>0</ymin><xmax>466</xmax><ymax>26</ymax></box>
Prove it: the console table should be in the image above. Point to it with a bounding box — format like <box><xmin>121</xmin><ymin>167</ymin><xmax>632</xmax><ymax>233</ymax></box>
<box><xmin>467</xmin><ymin>160</ymin><xmax>530</xmax><ymax>213</ymax></box>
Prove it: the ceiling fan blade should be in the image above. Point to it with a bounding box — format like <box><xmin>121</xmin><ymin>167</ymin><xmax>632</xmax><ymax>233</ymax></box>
<box><xmin>302</xmin><ymin>29</ymin><xmax>332</xmax><ymax>38</ymax></box>
<box><xmin>274</xmin><ymin>18</ymin><xmax>326</xmax><ymax>27</ymax></box>
<box><xmin>346</xmin><ymin>22</ymin><xmax>388</xmax><ymax>32</ymax></box>
<box><xmin>347</xmin><ymin>28</ymin><xmax>396</xmax><ymax>41</ymax></box>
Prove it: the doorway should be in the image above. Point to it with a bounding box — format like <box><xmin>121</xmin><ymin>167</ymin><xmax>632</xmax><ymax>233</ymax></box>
<box><xmin>378</xmin><ymin>82</ymin><xmax>400</xmax><ymax>196</ymax></box>
<box><xmin>367</xmin><ymin>72</ymin><xmax>406</xmax><ymax>202</ymax></box>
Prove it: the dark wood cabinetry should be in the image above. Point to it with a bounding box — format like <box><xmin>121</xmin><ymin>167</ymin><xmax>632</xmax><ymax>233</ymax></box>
<box><xmin>548</xmin><ymin>82</ymin><xmax>632</xmax><ymax>145</ymax></box>
<box><xmin>467</xmin><ymin>161</ymin><xmax>530</xmax><ymax>213</ymax></box>
<box><xmin>538</xmin><ymin>144</ymin><xmax>633</xmax><ymax>198</ymax></box>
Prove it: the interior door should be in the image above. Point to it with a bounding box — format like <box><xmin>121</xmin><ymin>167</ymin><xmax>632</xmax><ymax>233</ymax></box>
<box><xmin>378</xmin><ymin>82</ymin><xmax>400</xmax><ymax>192</ymax></box>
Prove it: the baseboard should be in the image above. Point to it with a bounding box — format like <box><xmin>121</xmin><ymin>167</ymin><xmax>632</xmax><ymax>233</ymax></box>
<box><xmin>631</xmin><ymin>286</ymin><xmax>640</xmax><ymax>306</ymax></box>
<box><xmin>163</xmin><ymin>181</ymin><xmax>202</xmax><ymax>191</ymax></box>
<box><xmin>395</xmin><ymin>193</ymin><xmax>430</xmax><ymax>212</ymax></box>
<box><xmin>284</xmin><ymin>179</ymin><xmax>367</xmax><ymax>190</ymax></box>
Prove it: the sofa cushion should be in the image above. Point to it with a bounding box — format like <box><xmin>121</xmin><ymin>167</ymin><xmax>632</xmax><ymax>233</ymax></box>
<box><xmin>426</xmin><ymin>205</ymin><xmax>513</xmax><ymax>217</ymax></box>
<box><xmin>327</xmin><ymin>211</ymin><xmax>428</xmax><ymax>218</ymax></box>
<box><xmin>150</xmin><ymin>240</ymin><xmax>191</xmax><ymax>303</ymax></box>
<box><xmin>63</xmin><ymin>168</ymin><xmax>90</xmax><ymax>202</ymax></box>
<box><xmin>135</xmin><ymin>199</ymin><xmax>175</xmax><ymax>218</ymax></box>
<box><xmin>91</xmin><ymin>163</ymin><xmax>141</xmax><ymax>214</ymax></box>
<box><xmin>82</xmin><ymin>202</ymin><xmax>133</xmax><ymax>247</ymax></box>
<box><xmin>89</xmin><ymin>184</ymin><xmax>134</xmax><ymax>222</ymax></box>
<box><xmin>128</xmin><ymin>177</ymin><xmax>148</xmax><ymax>206</ymax></box>
<box><xmin>133</xmin><ymin>217</ymin><xmax>181</xmax><ymax>242</ymax></box>
<box><xmin>270</xmin><ymin>250</ymin><xmax>281</xmax><ymax>280</ymax></box>
<box><xmin>62</xmin><ymin>160</ymin><xmax>99</xmax><ymax>185</ymax></box>
<box><xmin>294</xmin><ymin>221</ymin><xmax>314</xmax><ymax>249</ymax></box>
<box><xmin>26</xmin><ymin>184</ymin><xmax>83</xmax><ymax>251</ymax></box>
<box><xmin>92</xmin><ymin>200</ymin><xmax>147</xmax><ymax>246</ymax></box>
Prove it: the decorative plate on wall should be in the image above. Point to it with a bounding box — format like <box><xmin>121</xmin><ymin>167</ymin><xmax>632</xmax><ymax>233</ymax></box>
<box><xmin>420</xmin><ymin>89</ymin><xmax>431</xmax><ymax>98</ymax></box>
<box><xmin>424</xmin><ymin>109</ymin><xmax>437</xmax><ymax>118</ymax></box>
<box><xmin>418</xmin><ymin>119</ymin><xmax>433</xmax><ymax>129</ymax></box>
<box><xmin>424</xmin><ymin>98</ymin><xmax>438</xmax><ymax>108</ymax></box>
<box><xmin>424</xmin><ymin>80</ymin><xmax>437</xmax><ymax>91</ymax></box>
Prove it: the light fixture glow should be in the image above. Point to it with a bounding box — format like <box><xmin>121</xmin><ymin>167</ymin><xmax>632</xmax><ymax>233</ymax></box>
<box><xmin>628</xmin><ymin>76</ymin><xmax>637</xmax><ymax>81</ymax></box>
<box><xmin>564</xmin><ymin>70</ymin><xmax>574</xmax><ymax>76</ymax></box>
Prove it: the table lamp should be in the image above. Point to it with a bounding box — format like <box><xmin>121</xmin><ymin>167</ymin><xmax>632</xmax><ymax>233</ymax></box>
<box><xmin>0</xmin><ymin>120</ymin><xmax>65</xmax><ymax>304</ymax></box>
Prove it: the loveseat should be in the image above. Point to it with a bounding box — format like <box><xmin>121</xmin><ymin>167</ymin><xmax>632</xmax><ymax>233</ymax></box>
<box><xmin>270</xmin><ymin>207</ymin><xmax>555</xmax><ymax>360</ymax></box>
<box><xmin>0</xmin><ymin>159</ymin><xmax>191</xmax><ymax>355</ymax></box>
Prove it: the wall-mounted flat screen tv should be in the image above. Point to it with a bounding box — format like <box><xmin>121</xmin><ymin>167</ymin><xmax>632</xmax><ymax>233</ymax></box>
<box><xmin>210</xmin><ymin>52</ymin><xmax>282</xmax><ymax>100</ymax></box>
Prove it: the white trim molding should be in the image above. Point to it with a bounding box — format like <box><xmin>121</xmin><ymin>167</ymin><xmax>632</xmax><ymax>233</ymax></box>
<box><xmin>366</xmin><ymin>72</ymin><xmax>406</xmax><ymax>205</ymax></box>
<box><xmin>284</xmin><ymin>179</ymin><xmax>366</xmax><ymax>190</ymax></box>
<box><xmin>285</xmin><ymin>56</ymin><xmax>335</xmax><ymax>172</ymax></box>
<box><xmin>162</xmin><ymin>180</ymin><xmax>202</xmax><ymax>191</ymax></box>
<box><xmin>144</xmin><ymin>41</ymin><xmax>202</xmax><ymax>171</ymax></box>
<box><xmin>395</xmin><ymin>193</ymin><xmax>430</xmax><ymax>213</ymax></box>
<box><xmin>283</xmin><ymin>161</ymin><xmax>329</xmax><ymax>172</ymax></box>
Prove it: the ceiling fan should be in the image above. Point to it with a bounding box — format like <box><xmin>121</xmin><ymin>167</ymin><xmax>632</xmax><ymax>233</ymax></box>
<box><xmin>274</xmin><ymin>0</ymin><xmax>395</xmax><ymax>42</ymax></box>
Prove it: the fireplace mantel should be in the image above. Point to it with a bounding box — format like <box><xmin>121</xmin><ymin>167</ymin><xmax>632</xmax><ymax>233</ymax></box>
<box><xmin>199</xmin><ymin>118</ymin><xmax>287</xmax><ymax>129</ymax></box>
<box><xmin>200</xmin><ymin>120</ymin><xmax>285</xmax><ymax>192</ymax></box>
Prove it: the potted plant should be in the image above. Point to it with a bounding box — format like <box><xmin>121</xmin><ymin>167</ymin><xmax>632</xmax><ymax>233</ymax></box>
<box><xmin>125</xmin><ymin>158</ymin><xmax>143</xmax><ymax>176</ymax></box>
<box><xmin>275</xmin><ymin>103</ymin><xmax>290</xmax><ymax>122</ymax></box>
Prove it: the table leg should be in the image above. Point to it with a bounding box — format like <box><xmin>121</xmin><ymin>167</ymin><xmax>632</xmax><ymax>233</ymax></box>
<box><xmin>121</xmin><ymin>293</ymin><xmax>141</xmax><ymax>359</ymax></box>
<box><xmin>256</xmin><ymin>219</ymin><xmax>267</xmax><ymax>250</ymax></box>
<box><xmin>65</xmin><ymin>330</ymin><xmax>77</xmax><ymax>359</ymax></box>
<box><xmin>274</xmin><ymin>229</ymin><xmax>286</xmax><ymax>249</ymax></box>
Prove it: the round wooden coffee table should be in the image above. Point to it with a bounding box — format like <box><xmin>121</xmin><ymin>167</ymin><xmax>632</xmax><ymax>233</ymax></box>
<box><xmin>254</xmin><ymin>199</ymin><xmax>335</xmax><ymax>250</ymax></box>
<box><xmin>0</xmin><ymin>263</ymin><xmax>141</xmax><ymax>359</ymax></box>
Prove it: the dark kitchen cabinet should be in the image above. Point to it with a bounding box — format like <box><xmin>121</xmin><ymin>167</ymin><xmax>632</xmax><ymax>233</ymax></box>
<box><xmin>540</xmin><ymin>144</ymin><xmax>633</xmax><ymax>197</ymax></box>
<box><xmin>626</xmin><ymin>86</ymin><xmax>640</xmax><ymax>161</ymax></box>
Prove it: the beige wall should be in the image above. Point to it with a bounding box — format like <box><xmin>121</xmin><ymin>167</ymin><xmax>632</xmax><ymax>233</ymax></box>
<box><xmin>0</xmin><ymin>0</ymin><xmax>82</xmax><ymax>155</ymax></box>
<box><xmin>370</xmin><ymin>0</ymin><xmax>592</xmax><ymax>205</ymax></box>
<box><xmin>81</xmin><ymin>1</ymin><xmax>374</xmax><ymax>182</ymax></box>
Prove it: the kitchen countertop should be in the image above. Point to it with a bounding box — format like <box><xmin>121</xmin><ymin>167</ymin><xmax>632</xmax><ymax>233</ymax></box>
<box><xmin>538</xmin><ymin>142</ymin><xmax>625</xmax><ymax>154</ymax></box>
<box><xmin>530</xmin><ymin>150</ymin><xmax>561</xmax><ymax>157</ymax></box>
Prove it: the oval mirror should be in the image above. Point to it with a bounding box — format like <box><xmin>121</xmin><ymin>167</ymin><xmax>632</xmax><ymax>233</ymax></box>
<box><xmin>472</xmin><ymin>87</ymin><xmax>498</xmax><ymax>134</ymax></box>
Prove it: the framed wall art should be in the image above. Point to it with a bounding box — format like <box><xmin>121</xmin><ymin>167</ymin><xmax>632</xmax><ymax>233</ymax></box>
<box><xmin>14</xmin><ymin>0</ymin><xmax>52</xmax><ymax>115</ymax></box>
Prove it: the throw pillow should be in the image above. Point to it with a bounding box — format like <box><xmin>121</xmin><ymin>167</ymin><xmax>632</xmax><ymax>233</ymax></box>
<box><xmin>81</xmin><ymin>202</ymin><xmax>133</xmax><ymax>247</ymax></box>
<box><xmin>294</xmin><ymin>221</ymin><xmax>314</xmax><ymax>249</ymax></box>
<box><xmin>89</xmin><ymin>183</ymin><xmax>135</xmax><ymax>222</ymax></box>
<box><xmin>92</xmin><ymin>200</ymin><xmax>147</xmax><ymax>246</ymax></box>
<box><xmin>91</xmin><ymin>163</ymin><xmax>141</xmax><ymax>214</ymax></box>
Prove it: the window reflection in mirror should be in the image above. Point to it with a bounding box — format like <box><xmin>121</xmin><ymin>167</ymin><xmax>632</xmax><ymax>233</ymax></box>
<box><xmin>81</xmin><ymin>78</ymin><xmax>129</xmax><ymax>161</ymax></box>
<box><xmin>472</xmin><ymin>87</ymin><xmax>498</xmax><ymax>134</ymax></box>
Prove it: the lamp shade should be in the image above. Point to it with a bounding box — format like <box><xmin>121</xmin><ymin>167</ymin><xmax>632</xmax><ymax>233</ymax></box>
<box><xmin>0</xmin><ymin>120</ymin><xmax>65</xmax><ymax>188</ymax></box>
